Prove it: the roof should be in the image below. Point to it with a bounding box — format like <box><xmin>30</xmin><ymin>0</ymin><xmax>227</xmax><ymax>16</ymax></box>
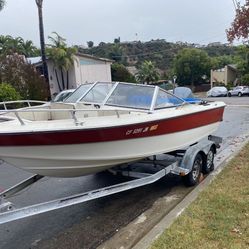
<box><xmin>227</xmin><ymin>64</ymin><xmax>237</xmax><ymax>71</ymax></box>
<box><xmin>27</xmin><ymin>53</ymin><xmax>114</xmax><ymax>66</ymax></box>
<box><xmin>75</xmin><ymin>52</ymin><xmax>114</xmax><ymax>63</ymax></box>
<box><xmin>213</xmin><ymin>64</ymin><xmax>237</xmax><ymax>72</ymax></box>
<box><xmin>26</xmin><ymin>56</ymin><xmax>42</xmax><ymax>65</ymax></box>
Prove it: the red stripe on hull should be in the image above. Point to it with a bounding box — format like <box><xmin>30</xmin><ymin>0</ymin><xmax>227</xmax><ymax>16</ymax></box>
<box><xmin>0</xmin><ymin>107</ymin><xmax>224</xmax><ymax>146</ymax></box>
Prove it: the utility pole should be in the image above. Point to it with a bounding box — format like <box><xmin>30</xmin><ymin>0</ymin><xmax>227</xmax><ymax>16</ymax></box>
<box><xmin>35</xmin><ymin>0</ymin><xmax>49</xmax><ymax>83</ymax></box>
<box><xmin>0</xmin><ymin>0</ymin><xmax>6</xmax><ymax>11</ymax></box>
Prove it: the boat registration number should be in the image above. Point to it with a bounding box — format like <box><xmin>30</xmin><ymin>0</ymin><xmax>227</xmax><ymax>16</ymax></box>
<box><xmin>126</xmin><ymin>124</ymin><xmax>158</xmax><ymax>135</ymax></box>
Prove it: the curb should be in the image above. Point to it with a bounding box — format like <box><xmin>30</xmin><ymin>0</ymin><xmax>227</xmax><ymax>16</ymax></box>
<box><xmin>132</xmin><ymin>133</ymin><xmax>249</xmax><ymax>249</ymax></box>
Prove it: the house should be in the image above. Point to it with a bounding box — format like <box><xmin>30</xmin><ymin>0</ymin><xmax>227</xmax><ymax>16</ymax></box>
<box><xmin>28</xmin><ymin>53</ymin><xmax>113</xmax><ymax>97</ymax></box>
<box><xmin>210</xmin><ymin>64</ymin><xmax>237</xmax><ymax>88</ymax></box>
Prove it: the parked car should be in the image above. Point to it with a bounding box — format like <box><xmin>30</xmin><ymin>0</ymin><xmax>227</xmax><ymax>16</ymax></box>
<box><xmin>172</xmin><ymin>87</ymin><xmax>201</xmax><ymax>103</ymax></box>
<box><xmin>207</xmin><ymin>87</ymin><xmax>228</xmax><ymax>97</ymax></box>
<box><xmin>52</xmin><ymin>89</ymin><xmax>75</xmax><ymax>102</ymax></box>
<box><xmin>228</xmin><ymin>86</ymin><xmax>249</xmax><ymax>97</ymax></box>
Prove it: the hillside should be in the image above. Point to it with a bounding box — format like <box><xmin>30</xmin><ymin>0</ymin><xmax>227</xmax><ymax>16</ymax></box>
<box><xmin>79</xmin><ymin>39</ymin><xmax>236</xmax><ymax>74</ymax></box>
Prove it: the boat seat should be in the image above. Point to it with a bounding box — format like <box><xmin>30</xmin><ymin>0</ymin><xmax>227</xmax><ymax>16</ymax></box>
<box><xmin>74</xmin><ymin>103</ymin><xmax>98</xmax><ymax>118</ymax></box>
<box><xmin>10</xmin><ymin>105</ymin><xmax>51</xmax><ymax>121</ymax></box>
<box><xmin>50</xmin><ymin>103</ymin><xmax>76</xmax><ymax>120</ymax></box>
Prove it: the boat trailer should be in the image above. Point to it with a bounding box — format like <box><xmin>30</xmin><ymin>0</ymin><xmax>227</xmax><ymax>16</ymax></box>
<box><xmin>0</xmin><ymin>135</ymin><xmax>222</xmax><ymax>225</ymax></box>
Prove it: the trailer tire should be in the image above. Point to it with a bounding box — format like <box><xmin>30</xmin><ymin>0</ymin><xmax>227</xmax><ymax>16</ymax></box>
<box><xmin>183</xmin><ymin>153</ymin><xmax>203</xmax><ymax>187</ymax></box>
<box><xmin>202</xmin><ymin>147</ymin><xmax>215</xmax><ymax>174</ymax></box>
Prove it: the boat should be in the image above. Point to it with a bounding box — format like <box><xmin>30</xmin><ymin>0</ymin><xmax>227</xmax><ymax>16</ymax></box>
<box><xmin>0</xmin><ymin>82</ymin><xmax>226</xmax><ymax>177</ymax></box>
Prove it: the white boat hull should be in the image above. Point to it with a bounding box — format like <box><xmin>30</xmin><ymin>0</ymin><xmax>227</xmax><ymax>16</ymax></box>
<box><xmin>0</xmin><ymin>122</ymin><xmax>219</xmax><ymax>177</ymax></box>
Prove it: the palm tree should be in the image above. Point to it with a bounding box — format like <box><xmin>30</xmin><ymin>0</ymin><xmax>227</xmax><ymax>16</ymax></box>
<box><xmin>35</xmin><ymin>0</ymin><xmax>48</xmax><ymax>82</ymax></box>
<box><xmin>22</xmin><ymin>40</ymin><xmax>39</xmax><ymax>57</ymax></box>
<box><xmin>0</xmin><ymin>35</ymin><xmax>23</xmax><ymax>55</ymax></box>
<box><xmin>47</xmin><ymin>32</ymin><xmax>77</xmax><ymax>90</ymax></box>
<box><xmin>0</xmin><ymin>35</ymin><xmax>39</xmax><ymax>57</ymax></box>
<box><xmin>8</xmin><ymin>37</ymin><xmax>24</xmax><ymax>54</ymax></box>
<box><xmin>136</xmin><ymin>60</ymin><xmax>160</xmax><ymax>84</ymax></box>
<box><xmin>0</xmin><ymin>0</ymin><xmax>5</xmax><ymax>11</ymax></box>
<box><xmin>0</xmin><ymin>35</ymin><xmax>10</xmax><ymax>55</ymax></box>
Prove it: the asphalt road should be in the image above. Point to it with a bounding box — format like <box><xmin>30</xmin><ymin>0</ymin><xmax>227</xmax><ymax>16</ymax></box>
<box><xmin>0</xmin><ymin>97</ymin><xmax>249</xmax><ymax>249</ymax></box>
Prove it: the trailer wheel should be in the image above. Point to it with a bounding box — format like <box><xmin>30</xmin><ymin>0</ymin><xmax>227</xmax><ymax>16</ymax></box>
<box><xmin>183</xmin><ymin>153</ymin><xmax>203</xmax><ymax>187</ymax></box>
<box><xmin>203</xmin><ymin>147</ymin><xmax>215</xmax><ymax>174</ymax></box>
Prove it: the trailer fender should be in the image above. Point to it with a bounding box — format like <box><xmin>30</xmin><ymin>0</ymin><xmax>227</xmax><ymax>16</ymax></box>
<box><xmin>179</xmin><ymin>141</ymin><xmax>216</xmax><ymax>172</ymax></box>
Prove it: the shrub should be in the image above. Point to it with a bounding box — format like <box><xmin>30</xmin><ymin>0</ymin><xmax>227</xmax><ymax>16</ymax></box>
<box><xmin>240</xmin><ymin>74</ymin><xmax>249</xmax><ymax>85</ymax></box>
<box><xmin>0</xmin><ymin>83</ymin><xmax>21</xmax><ymax>102</ymax></box>
<box><xmin>226</xmin><ymin>82</ymin><xmax>234</xmax><ymax>90</ymax></box>
<box><xmin>0</xmin><ymin>54</ymin><xmax>49</xmax><ymax>100</ymax></box>
<box><xmin>111</xmin><ymin>63</ymin><xmax>136</xmax><ymax>82</ymax></box>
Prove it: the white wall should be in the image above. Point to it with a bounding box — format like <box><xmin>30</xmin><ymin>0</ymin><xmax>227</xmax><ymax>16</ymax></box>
<box><xmin>74</xmin><ymin>56</ymin><xmax>112</xmax><ymax>87</ymax></box>
<box><xmin>47</xmin><ymin>55</ymin><xmax>112</xmax><ymax>98</ymax></box>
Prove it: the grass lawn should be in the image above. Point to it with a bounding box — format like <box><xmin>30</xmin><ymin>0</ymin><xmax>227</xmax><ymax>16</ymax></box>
<box><xmin>150</xmin><ymin>143</ymin><xmax>249</xmax><ymax>249</ymax></box>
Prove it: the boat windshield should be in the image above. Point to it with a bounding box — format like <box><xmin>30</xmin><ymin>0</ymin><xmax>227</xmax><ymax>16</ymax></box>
<box><xmin>105</xmin><ymin>83</ymin><xmax>185</xmax><ymax>110</ymax></box>
<box><xmin>105</xmin><ymin>83</ymin><xmax>154</xmax><ymax>109</ymax></box>
<box><xmin>64</xmin><ymin>83</ymin><xmax>93</xmax><ymax>103</ymax></box>
<box><xmin>154</xmin><ymin>89</ymin><xmax>184</xmax><ymax>109</ymax></box>
<box><xmin>80</xmin><ymin>82</ymin><xmax>115</xmax><ymax>103</ymax></box>
<box><xmin>64</xmin><ymin>82</ymin><xmax>185</xmax><ymax>110</ymax></box>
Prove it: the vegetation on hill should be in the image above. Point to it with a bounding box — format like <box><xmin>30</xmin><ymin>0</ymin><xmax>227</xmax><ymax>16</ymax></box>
<box><xmin>79</xmin><ymin>39</ymin><xmax>236</xmax><ymax>74</ymax></box>
<box><xmin>78</xmin><ymin>39</ymin><xmax>241</xmax><ymax>85</ymax></box>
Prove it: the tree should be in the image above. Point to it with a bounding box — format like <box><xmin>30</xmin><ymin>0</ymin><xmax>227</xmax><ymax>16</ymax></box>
<box><xmin>173</xmin><ymin>48</ymin><xmax>211</xmax><ymax>87</ymax></box>
<box><xmin>47</xmin><ymin>32</ymin><xmax>77</xmax><ymax>91</ymax></box>
<box><xmin>0</xmin><ymin>0</ymin><xmax>5</xmax><ymax>11</ymax></box>
<box><xmin>240</xmin><ymin>73</ymin><xmax>249</xmax><ymax>85</ymax></box>
<box><xmin>227</xmin><ymin>1</ymin><xmax>249</xmax><ymax>42</ymax></box>
<box><xmin>0</xmin><ymin>36</ymin><xmax>23</xmax><ymax>55</ymax></box>
<box><xmin>111</xmin><ymin>63</ymin><xmax>136</xmax><ymax>82</ymax></box>
<box><xmin>0</xmin><ymin>35</ymin><xmax>39</xmax><ymax>57</ymax></box>
<box><xmin>87</xmin><ymin>41</ymin><xmax>94</xmax><ymax>48</ymax></box>
<box><xmin>136</xmin><ymin>60</ymin><xmax>159</xmax><ymax>84</ymax></box>
<box><xmin>22</xmin><ymin>40</ymin><xmax>40</xmax><ymax>57</ymax></box>
<box><xmin>0</xmin><ymin>54</ymin><xmax>49</xmax><ymax>100</ymax></box>
<box><xmin>109</xmin><ymin>43</ymin><xmax>123</xmax><ymax>63</ymax></box>
<box><xmin>114</xmin><ymin>37</ymin><xmax>120</xmax><ymax>44</ymax></box>
<box><xmin>231</xmin><ymin>45</ymin><xmax>249</xmax><ymax>82</ymax></box>
<box><xmin>210</xmin><ymin>55</ymin><xmax>235</xmax><ymax>70</ymax></box>
<box><xmin>35</xmin><ymin>0</ymin><xmax>48</xmax><ymax>83</ymax></box>
<box><xmin>99</xmin><ymin>42</ymin><xmax>106</xmax><ymax>47</ymax></box>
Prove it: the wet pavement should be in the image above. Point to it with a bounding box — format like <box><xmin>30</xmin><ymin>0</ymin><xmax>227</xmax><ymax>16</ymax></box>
<box><xmin>0</xmin><ymin>97</ymin><xmax>249</xmax><ymax>249</ymax></box>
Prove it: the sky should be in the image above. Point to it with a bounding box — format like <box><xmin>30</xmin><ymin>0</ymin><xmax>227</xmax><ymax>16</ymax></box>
<box><xmin>0</xmin><ymin>0</ymin><xmax>244</xmax><ymax>47</ymax></box>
